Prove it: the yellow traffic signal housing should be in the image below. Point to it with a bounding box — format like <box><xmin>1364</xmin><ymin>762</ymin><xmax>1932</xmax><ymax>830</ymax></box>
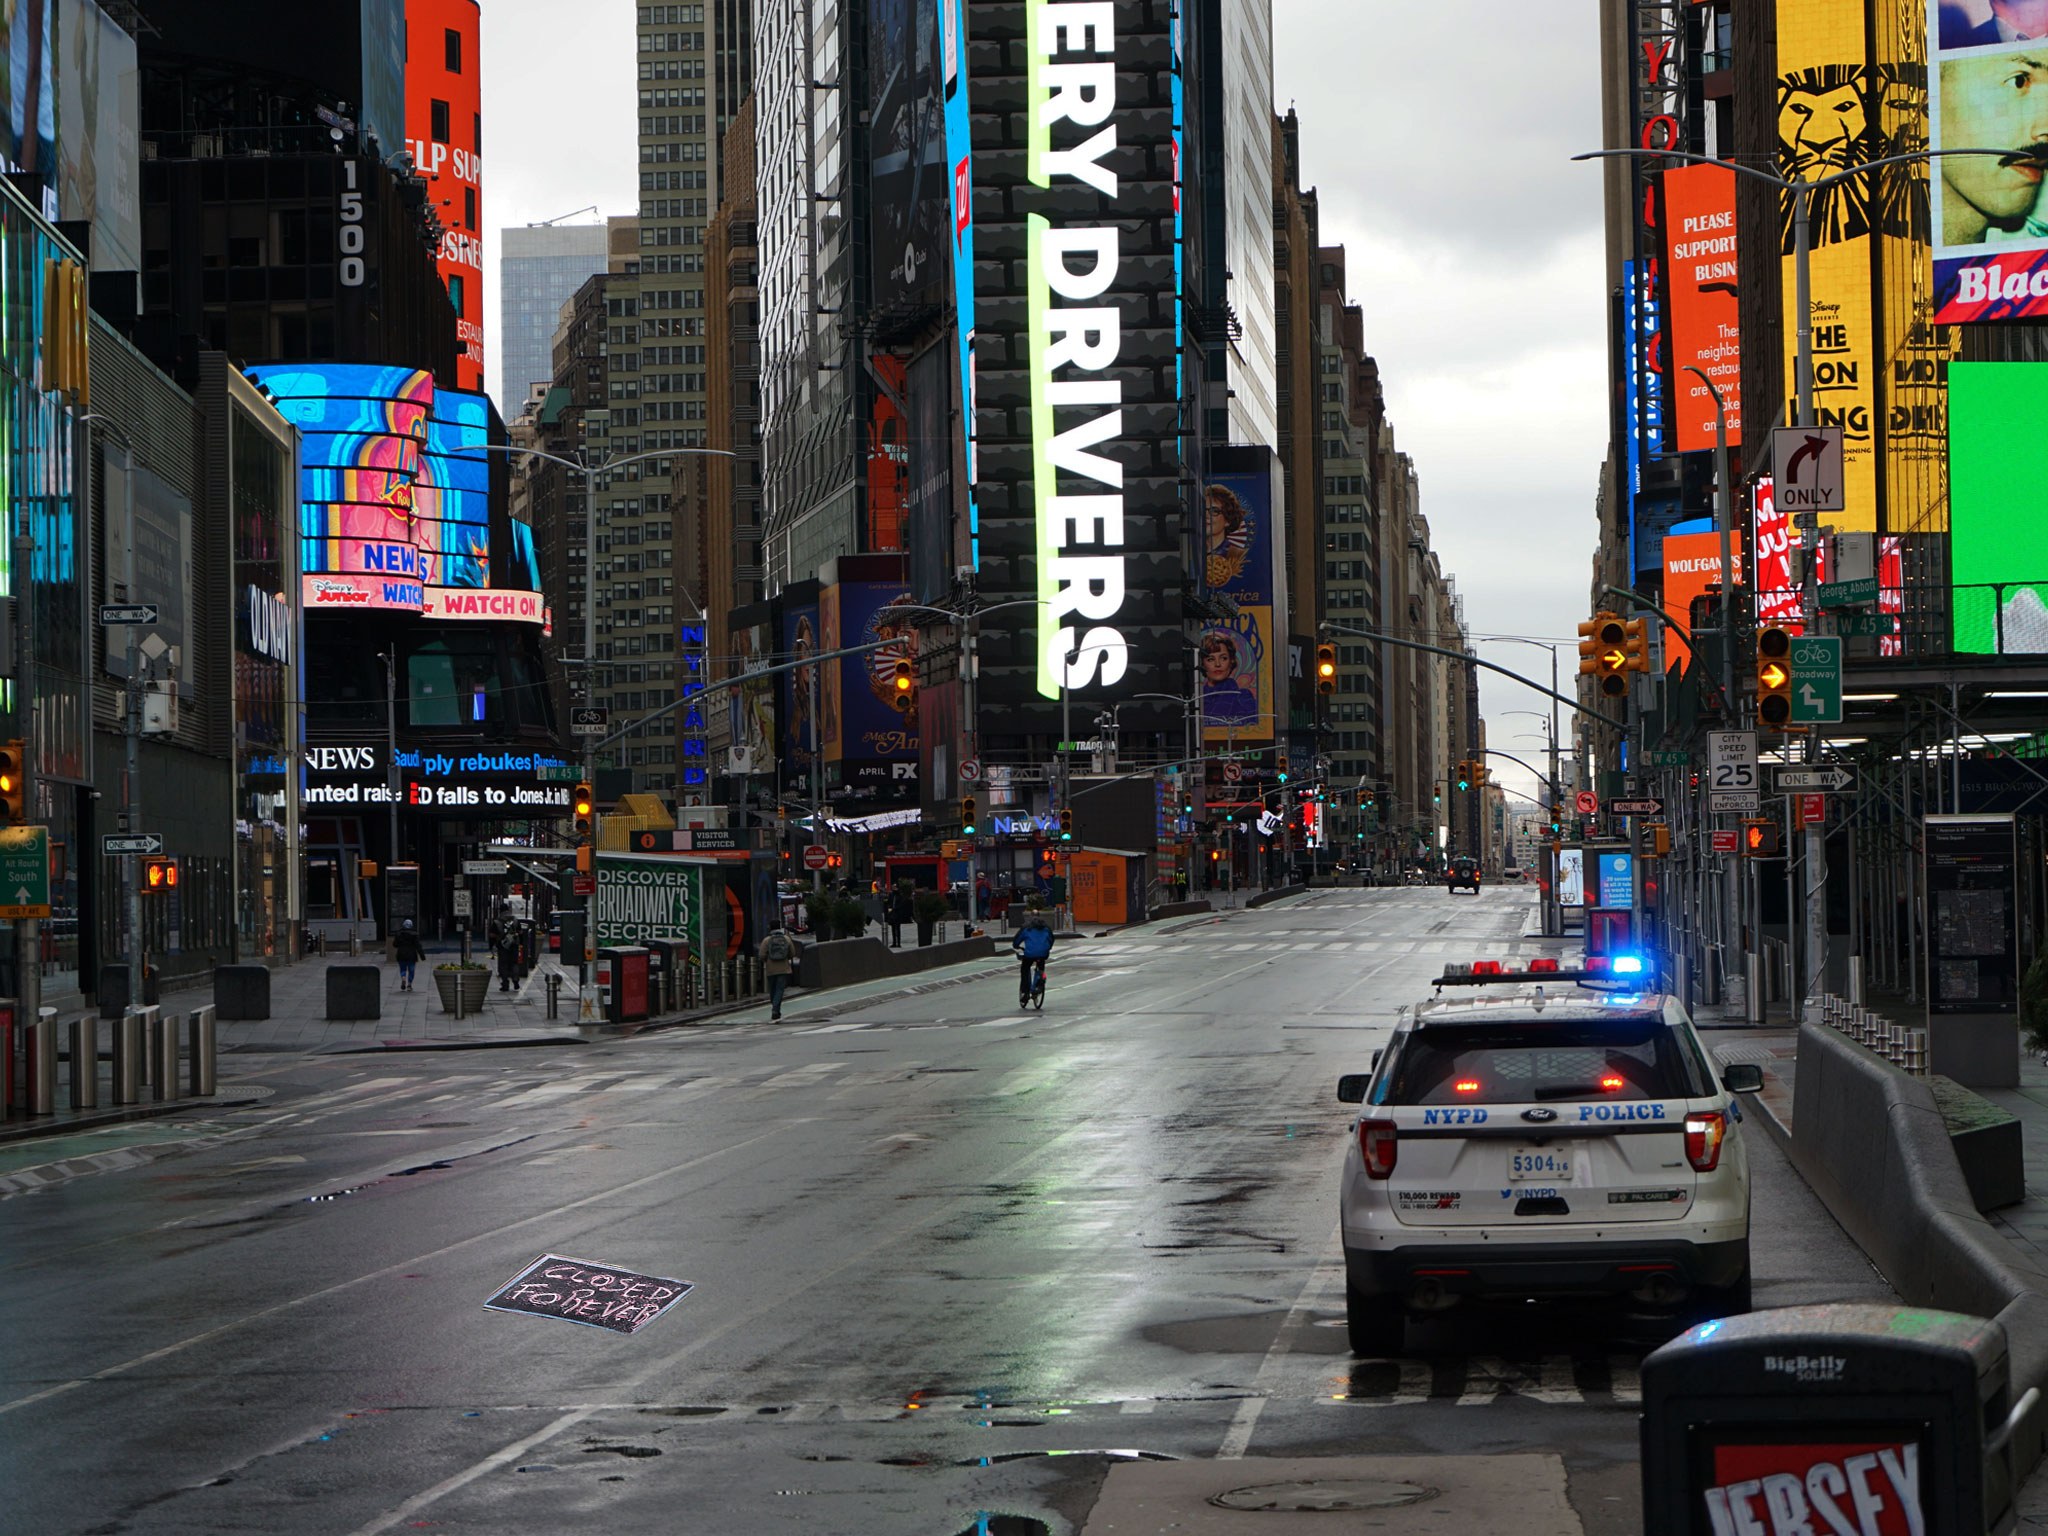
<box><xmin>357</xmin><ymin>858</ymin><xmax>378</xmax><ymax>879</ymax></box>
<box><xmin>576</xmin><ymin>845</ymin><xmax>594</xmax><ymax>875</ymax></box>
<box><xmin>1648</xmin><ymin>823</ymin><xmax>1671</xmax><ymax>857</ymax></box>
<box><xmin>572</xmin><ymin>781</ymin><xmax>595</xmax><ymax>836</ymax></box>
<box><xmin>1315</xmin><ymin>642</ymin><xmax>1337</xmax><ymax>696</ymax></box>
<box><xmin>1577</xmin><ymin>614</ymin><xmax>1609</xmax><ymax>677</ymax></box>
<box><xmin>1454</xmin><ymin>760</ymin><xmax>1472</xmax><ymax>793</ymax></box>
<box><xmin>1756</xmin><ymin>626</ymin><xmax>1793</xmax><ymax>728</ymax></box>
<box><xmin>144</xmin><ymin>856</ymin><xmax>179</xmax><ymax>890</ymax></box>
<box><xmin>1623</xmin><ymin>617</ymin><xmax>1650</xmax><ymax>673</ymax></box>
<box><xmin>960</xmin><ymin>794</ymin><xmax>978</xmax><ymax>834</ymax></box>
<box><xmin>0</xmin><ymin>739</ymin><xmax>23</xmax><ymax>826</ymax></box>
<box><xmin>891</xmin><ymin>659</ymin><xmax>914</xmax><ymax>711</ymax></box>
<box><xmin>1742</xmin><ymin>818</ymin><xmax>1781</xmax><ymax>857</ymax></box>
<box><xmin>1593</xmin><ymin>614</ymin><xmax>1630</xmax><ymax>698</ymax></box>
<box><xmin>41</xmin><ymin>258</ymin><xmax>89</xmax><ymax>405</ymax></box>
<box><xmin>1058</xmin><ymin>806</ymin><xmax>1074</xmax><ymax>841</ymax></box>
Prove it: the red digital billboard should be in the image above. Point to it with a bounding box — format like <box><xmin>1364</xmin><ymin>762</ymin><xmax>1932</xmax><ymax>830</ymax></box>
<box><xmin>406</xmin><ymin>0</ymin><xmax>484</xmax><ymax>391</ymax></box>
<box><xmin>1663</xmin><ymin>162</ymin><xmax>1742</xmax><ymax>453</ymax></box>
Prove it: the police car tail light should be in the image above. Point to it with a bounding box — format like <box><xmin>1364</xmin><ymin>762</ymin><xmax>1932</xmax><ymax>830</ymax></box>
<box><xmin>1359</xmin><ymin>1118</ymin><xmax>1398</xmax><ymax>1179</ymax></box>
<box><xmin>1528</xmin><ymin>957</ymin><xmax>1559</xmax><ymax>973</ymax></box>
<box><xmin>1599</xmin><ymin>1072</ymin><xmax>1625</xmax><ymax>1092</ymax></box>
<box><xmin>1583</xmin><ymin>955</ymin><xmax>1611</xmax><ymax>973</ymax></box>
<box><xmin>1469</xmin><ymin>960</ymin><xmax>1503</xmax><ymax>976</ymax></box>
<box><xmin>1453</xmin><ymin>1078</ymin><xmax>1483</xmax><ymax>1095</ymax></box>
<box><xmin>1684</xmin><ymin>1110</ymin><xmax>1727</xmax><ymax>1172</ymax></box>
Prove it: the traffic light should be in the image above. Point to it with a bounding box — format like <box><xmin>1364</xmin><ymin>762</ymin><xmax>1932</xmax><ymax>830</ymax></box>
<box><xmin>1586</xmin><ymin>612</ymin><xmax>1629</xmax><ymax>698</ymax></box>
<box><xmin>961</xmin><ymin>794</ymin><xmax>978</xmax><ymax>835</ymax></box>
<box><xmin>1058</xmin><ymin>807</ymin><xmax>1074</xmax><ymax>841</ymax></box>
<box><xmin>1648</xmin><ymin>823</ymin><xmax>1671</xmax><ymax>857</ymax></box>
<box><xmin>1454</xmin><ymin>760</ymin><xmax>1472</xmax><ymax>793</ymax></box>
<box><xmin>572</xmin><ymin>781</ymin><xmax>594</xmax><ymax>836</ymax></box>
<box><xmin>0</xmin><ymin>739</ymin><xmax>23</xmax><ymax>826</ymax></box>
<box><xmin>1315</xmin><ymin>642</ymin><xmax>1337</xmax><ymax>696</ymax></box>
<box><xmin>1756</xmin><ymin>626</ymin><xmax>1793</xmax><ymax>728</ymax></box>
<box><xmin>1742</xmin><ymin>818</ymin><xmax>1781</xmax><ymax>857</ymax></box>
<box><xmin>1623</xmin><ymin>617</ymin><xmax>1650</xmax><ymax>673</ymax></box>
<box><xmin>576</xmin><ymin>845</ymin><xmax>593</xmax><ymax>875</ymax></box>
<box><xmin>890</xmin><ymin>659</ymin><xmax>914</xmax><ymax>711</ymax></box>
<box><xmin>357</xmin><ymin>858</ymin><xmax>378</xmax><ymax>879</ymax></box>
<box><xmin>143</xmin><ymin>856</ymin><xmax>178</xmax><ymax>891</ymax></box>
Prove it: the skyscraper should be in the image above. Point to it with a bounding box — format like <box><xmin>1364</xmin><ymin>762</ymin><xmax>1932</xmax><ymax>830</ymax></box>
<box><xmin>497</xmin><ymin>222</ymin><xmax>608</xmax><ymax>413</ymax></box>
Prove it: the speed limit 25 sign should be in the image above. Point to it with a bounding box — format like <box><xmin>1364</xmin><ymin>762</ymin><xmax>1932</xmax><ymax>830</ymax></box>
<box><xmin>1706</xmin><ymin>730</ymin><xmax>1759</xmax><ymax>813</ymax></box>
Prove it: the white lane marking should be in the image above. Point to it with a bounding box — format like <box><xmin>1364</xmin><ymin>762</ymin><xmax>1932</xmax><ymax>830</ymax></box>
<box><xmin>1608</xmin><ymin>1355</ymin><xmax>1642</xmax><ymax>1404</ymax></box>
<box><xmin>1454</xmin><ymin>1356</ymin><xmax>1583</xmax><ymax>1406</ymax></box>
<box><xmin>1333</xmin><ymin>1358</ymin><xmax>1432</xmax><ymax>1407</ymax></box>
<box><xmin>1217</xmin><ymin>1229</ymin><xmax>1346</xmax><ymax>1459</ymax></box>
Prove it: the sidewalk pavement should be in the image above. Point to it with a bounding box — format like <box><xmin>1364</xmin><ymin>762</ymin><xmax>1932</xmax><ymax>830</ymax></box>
<box><xmin>1708</xmin><ymin>1002</ymin><xmax>2048</xmax><ymax>1319</ymax></box>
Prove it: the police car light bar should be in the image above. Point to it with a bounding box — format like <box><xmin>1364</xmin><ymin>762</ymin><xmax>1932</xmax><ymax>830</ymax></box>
<box><xmin>1435</xmin><ymin>956</ymin><xmax>1611</xmax><ymax>986</ymax></box>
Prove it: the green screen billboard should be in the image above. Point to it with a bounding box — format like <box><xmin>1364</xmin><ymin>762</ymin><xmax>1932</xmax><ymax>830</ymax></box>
<box><xmin>1949</xmin><ymin>362</ymin><xmax>2048</xmax><ymax>654</ymax></box>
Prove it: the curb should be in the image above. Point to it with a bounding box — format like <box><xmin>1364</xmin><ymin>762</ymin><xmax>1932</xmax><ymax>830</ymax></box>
<box><xmin>0</xmin><ymin>1089</ymin><xmax>269</xmax><ymax>1145</ymax></box>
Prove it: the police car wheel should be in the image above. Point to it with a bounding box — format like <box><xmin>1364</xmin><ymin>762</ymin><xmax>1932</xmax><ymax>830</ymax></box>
<box><xmin>1345</xmin><ymin>1286</ymin><xmax>1404</xmax><ymax>1357</ymax></box>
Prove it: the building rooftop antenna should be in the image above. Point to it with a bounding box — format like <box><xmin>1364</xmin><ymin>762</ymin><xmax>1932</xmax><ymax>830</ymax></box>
<box><xmin>530</xmin><ymin>206</ymin><xmax>601</xmax><ymax>226</ymax></box>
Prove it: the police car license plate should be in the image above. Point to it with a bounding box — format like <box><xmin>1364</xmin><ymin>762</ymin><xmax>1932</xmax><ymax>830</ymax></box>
<box><xmin>1508</xmin><ymin>1149</ymin><xmax>1573</xmax><ymax>1181</ymax></box>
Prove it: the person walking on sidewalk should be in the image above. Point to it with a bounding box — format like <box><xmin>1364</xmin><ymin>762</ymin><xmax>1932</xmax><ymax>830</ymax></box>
<box><xmin>762</xmin><ymin>925</ymin><xmax>801</xmax><ymax>1021</ymax></box>
<box><xmin>393</xmin><ymin>920</ymin><xmax>423</xmax><ymax>991</ymax></box>
<box><xmin>496</xmin><ymin>925</ymin><xmax>521</xmax><ymax>992</ymax></box>
<box><xmin>887</xmin><ymin>884</ymin><xmax>912</xmax><ymax>949</ymax></box>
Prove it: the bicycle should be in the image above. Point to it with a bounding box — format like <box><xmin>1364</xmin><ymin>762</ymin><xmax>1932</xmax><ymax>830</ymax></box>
<box><xmin>1027</xmin><ymin>956</ymin><xmax>1046</xmax><ymax>1010</ymax></box>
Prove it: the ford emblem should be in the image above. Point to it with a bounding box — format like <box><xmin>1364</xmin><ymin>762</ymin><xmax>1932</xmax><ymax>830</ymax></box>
<box><xmin>1521</xmin><ymin>1107</ymin><xmax>1558</xmax><ymax>1123</ymax></box>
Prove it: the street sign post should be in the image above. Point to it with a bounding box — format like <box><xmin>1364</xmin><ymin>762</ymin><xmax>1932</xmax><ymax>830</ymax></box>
<box><xmin>959</xmin><ymin>758</ymin><xmax>981</xmax><ymax>783</ymax></box>
<box><xmin>1771</xmin><ymin>425</ymin><xmax>1845</xmax><ymax>513</ymax></box>
<box><xmin>1798</xmin><ymin>793</ymin><xmax>1827</xmax><ymax>828</ymax></box>
<box><xmin>570</xmin><ymin>707</ymin><xmax>609</xmax><ymax>736</ymax></box>
<box><xmin>1789</xmin><ymin>635</ymin><xmax>1843</xmax><ymax>724</ymax></box>
<box><xmin>1610</xmin><ymin>798</ymin><xmax>1665</xmax><ymax>817</ymax></box>
<box><xmin>1773</xmin><ymin>765</ymin><xmax>1857</xmax><ymax>794</ymax></box>
<box><xmin>0</xmin><ymin>825</ymin><xmax>50</xmax><ymax>918</ymax></box>
<box><xmin>1835</xmin><ymin>611</ymin><xmax>1898</xmax><ymax>638</ymax></box>
<box><xmin>1707</xmin><ymin>730</ymin><xmax>1760</xmax><ymax>813</ymax></box>
<box><xmin>1643</xmin><ymin>749</ymin><xmax>1689</xmax><ymax>768</ymax></box>
<box><xmin>1710</xmin><ymin>828</ymin><xmax>1740</xmax><ymax>854</ymax></box>
<box><xmin>803</xmin><ymin>844</ymin><xmax>829</xmax><ymax>871</ymax></box>
<box><xmin>102</xmin><ymin>832</ymin><xmax>164</xmax><ymax>857</ymax></box>
<box><xmin>98</xmin><ymin>603</ymin><xmax>159</xmax><ymax>626</ymax></box>
<box><xmin>1222</xmin><ymin>761</ymin><xmax>1243</xmax><ymax>785</ymax></box>
<box><xmin>452</xmin><ymin>889</ymin><xmax>473</xmax><ymax>918</ymax></box>
<box><xmin>1574</xmin><ymin>790</ymin><xmax>1599</xmax><ymax>816</ymax></box>
<box><xmin>538</xmin><ymin>765</ymin><xmax>582</xmax><ymax>783</ymax></box>
<box><xmin>463</xmin><ymin>859</ymin><xmax>510</xmax><ymax>876</ymax></box>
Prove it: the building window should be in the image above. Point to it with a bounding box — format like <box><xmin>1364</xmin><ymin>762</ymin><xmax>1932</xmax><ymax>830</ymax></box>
<box><xmin>445</xmin><ymin>27</ymin><xmax>462</xmax><ymax>73</ymax></box>
<box><xmin>431</xmin><ymin>99</ymin><xmax>451</xmax><ymax>144</ymax></box>
<box><xmin>465</xmin><ymin>187</ymin><xmax>476</xmax><ymax>229</ymax></box>
<box><xmin>448</xmin><ymin>273</ymin><xmax>465</xmax><ymax>316</ymax></box>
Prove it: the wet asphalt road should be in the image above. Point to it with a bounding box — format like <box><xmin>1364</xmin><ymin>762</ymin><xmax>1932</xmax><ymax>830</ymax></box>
<box><xmin>0</xmin><ymin>888</ymin><xmax>1894</xmax><ymax>1535</ymax></box>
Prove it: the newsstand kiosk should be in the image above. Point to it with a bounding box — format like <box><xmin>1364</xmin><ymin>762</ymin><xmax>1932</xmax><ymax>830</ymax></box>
<box><xmin>1640</xmin><ymin>1304</ymin><xmax>2030</xmax><ymax>1534</ymax></box>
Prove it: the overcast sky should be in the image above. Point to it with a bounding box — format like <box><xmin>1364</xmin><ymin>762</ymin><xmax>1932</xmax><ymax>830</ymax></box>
<box><xmin>479</xmin><ymin>2</ymin><xmax>1609</xmax><ymax>807</ymax></box>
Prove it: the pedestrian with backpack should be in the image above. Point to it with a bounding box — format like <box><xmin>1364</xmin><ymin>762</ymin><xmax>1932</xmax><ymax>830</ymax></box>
<box><xmin>763</xmin><ymin>926</ymin><xmax>800</xmax><ymax>1020</ymax></box>
<box><xmin>392</xmin><ymin>920</ymin><xmax>423</xmax><ymax>991</ymax></box>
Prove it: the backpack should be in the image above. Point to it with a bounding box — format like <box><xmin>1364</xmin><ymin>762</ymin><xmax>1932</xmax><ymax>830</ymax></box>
<box><xmin>764</xmin><ymin>931</ymin><xmax>792</xmax><ymax>962</ymax></box>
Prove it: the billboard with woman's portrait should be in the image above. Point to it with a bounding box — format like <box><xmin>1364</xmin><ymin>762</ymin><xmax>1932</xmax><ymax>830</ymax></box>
<box><xmin>1201</xmin><ymin>466</ymin><xmax>1276</xmax><ymax>743</ymax></box>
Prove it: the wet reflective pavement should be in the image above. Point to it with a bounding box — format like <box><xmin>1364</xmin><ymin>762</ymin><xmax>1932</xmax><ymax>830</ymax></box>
<box><xmin>0</xmin><ymin>890</ymin><xmax>1895</xmax><ymax>1533</ymax></box>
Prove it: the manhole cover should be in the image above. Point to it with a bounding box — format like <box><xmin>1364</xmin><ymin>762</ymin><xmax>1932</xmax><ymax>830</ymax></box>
<box><xmin>1211</xmin><ymin>1479</ymin><xmax>1438</xmax><ymax>1513</ymax></box>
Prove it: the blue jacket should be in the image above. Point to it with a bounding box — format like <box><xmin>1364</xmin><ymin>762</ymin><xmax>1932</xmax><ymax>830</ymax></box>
<box><xmin>1015</xmin><ymin>921</ymin><xmax>1054</xmax><ymax>959</ymax></box>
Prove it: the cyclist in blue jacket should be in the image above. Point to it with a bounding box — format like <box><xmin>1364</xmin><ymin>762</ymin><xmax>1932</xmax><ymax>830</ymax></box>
<box><xmin>1012</xmin><ymin>911</ymin><xmax>1055</xmax><ymax>1005</ymax></box>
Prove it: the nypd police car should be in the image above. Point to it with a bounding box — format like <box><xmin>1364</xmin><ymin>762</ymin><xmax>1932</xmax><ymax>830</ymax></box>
<box><xmin>1335</xmin><ymin>957</ymin><xmax>1761</xmax><ymax>1355</ymax></box>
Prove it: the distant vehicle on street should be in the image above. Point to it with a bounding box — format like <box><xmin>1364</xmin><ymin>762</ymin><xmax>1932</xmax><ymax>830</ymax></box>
<box><xmin>1334</xmin><ymin>957</ymin><xmax>1760</xmax><ymax>1355</ymax></box>
<box><xmin>1445</xmin><ymin>856</ymin><xmax>1481</xmax><ymax>894</ymax></box>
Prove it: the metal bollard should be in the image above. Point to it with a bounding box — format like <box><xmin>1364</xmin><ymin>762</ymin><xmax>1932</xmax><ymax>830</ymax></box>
<box><xmin>1746</xmin><ymin>954</ymin><xmax>1764</xmax><ymax>1024</ymax></box>
<box><xmin>113</xmin><ymin>1008</ymin><xmax>145</xmax><ymax>1104</ymax></box>
<box><xmin>545</xmin><ymin>972</ymin><xmax>562</xmax><ymax>1020</ymax></box>
<box><xmin>23</xmin><ymin>1010</ymin><xmax>55</xmax><ymax>1115</ymax></box>
<box><xmin>68</xmin><ymin>1012</ymin><xmax>98</xmax><ymax>1109</ymax></box>
<box><xmin>1848</xmin><ymin>955</ymin><xmax>1865</xmax><ymax>1008</ymax></box>
<box><xmin>151</xmin><ymin>1007</ymin><xmax>180</xmax><ymax>1103</ymax></box>
<box><xmin>187</xmin><ymin>1005</ymin><xmax>216</xmax><ymax>1097</ymax></box>
<box><xmin>349</xmin><ymin>928</ymin><xmax>362</xmax><ymax>957</ymax></box>
<box><xmin>1906</xmin><ymin>1028</ymin><xmax>1929</xmax><ymax>1076</ymax></box>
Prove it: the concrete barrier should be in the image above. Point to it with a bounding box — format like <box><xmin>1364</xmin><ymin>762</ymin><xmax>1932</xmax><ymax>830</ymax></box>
<box><xmin>1148</xmin><ymin>900</ymin><xmax>1214</xmax><ymax>920</ymax></box>
<box><xmin>1789</xmin><ymin>1020</ymin><xmax>2048</xmax><ymax>1477</ymax></box>
<box><xmin>796</xmin><ymin>935</ymin><xmax>1000</xmax><ymax>994</ymax></box>
<box><xmin>324</xmin><ymin>965</ymin><xmax>382</xmax><ymax>1022</ymax></box>
<box><xmin>213</xmin><ymin>964</ymin><xmax>272</xmax><ymax>1022</ymax></box>
<box><xmin>1247</xmin><ymin>885</ymin><xmax>1312</xmax><ymax>909</ymax></box>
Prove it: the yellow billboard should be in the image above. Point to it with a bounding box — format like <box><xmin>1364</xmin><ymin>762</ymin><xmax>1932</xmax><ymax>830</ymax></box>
<box><xmin>1777</xmin><ymin>0</ymin><xmax>1880</xmax><ymax>531</ymax></box>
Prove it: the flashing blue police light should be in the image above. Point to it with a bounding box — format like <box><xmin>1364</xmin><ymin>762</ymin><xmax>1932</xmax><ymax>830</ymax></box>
<box><xmin>1609</xmin><ymin>954</ymin><xmax>1645</xmax><ymax>976</ymax></box>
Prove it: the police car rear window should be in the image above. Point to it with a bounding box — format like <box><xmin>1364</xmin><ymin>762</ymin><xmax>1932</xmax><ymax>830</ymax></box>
<box><xmin>1374</xmin><ymin>1020</ymin><xmax>1709</xmax><ymax>1106</ymax></box>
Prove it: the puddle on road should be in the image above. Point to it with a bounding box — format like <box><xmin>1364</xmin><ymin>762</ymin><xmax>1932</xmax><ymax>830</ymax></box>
<box><xmin>297</xmin><ymin>1134</ymin><xmax>539</xmax><ymax>1204</ymax></box>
